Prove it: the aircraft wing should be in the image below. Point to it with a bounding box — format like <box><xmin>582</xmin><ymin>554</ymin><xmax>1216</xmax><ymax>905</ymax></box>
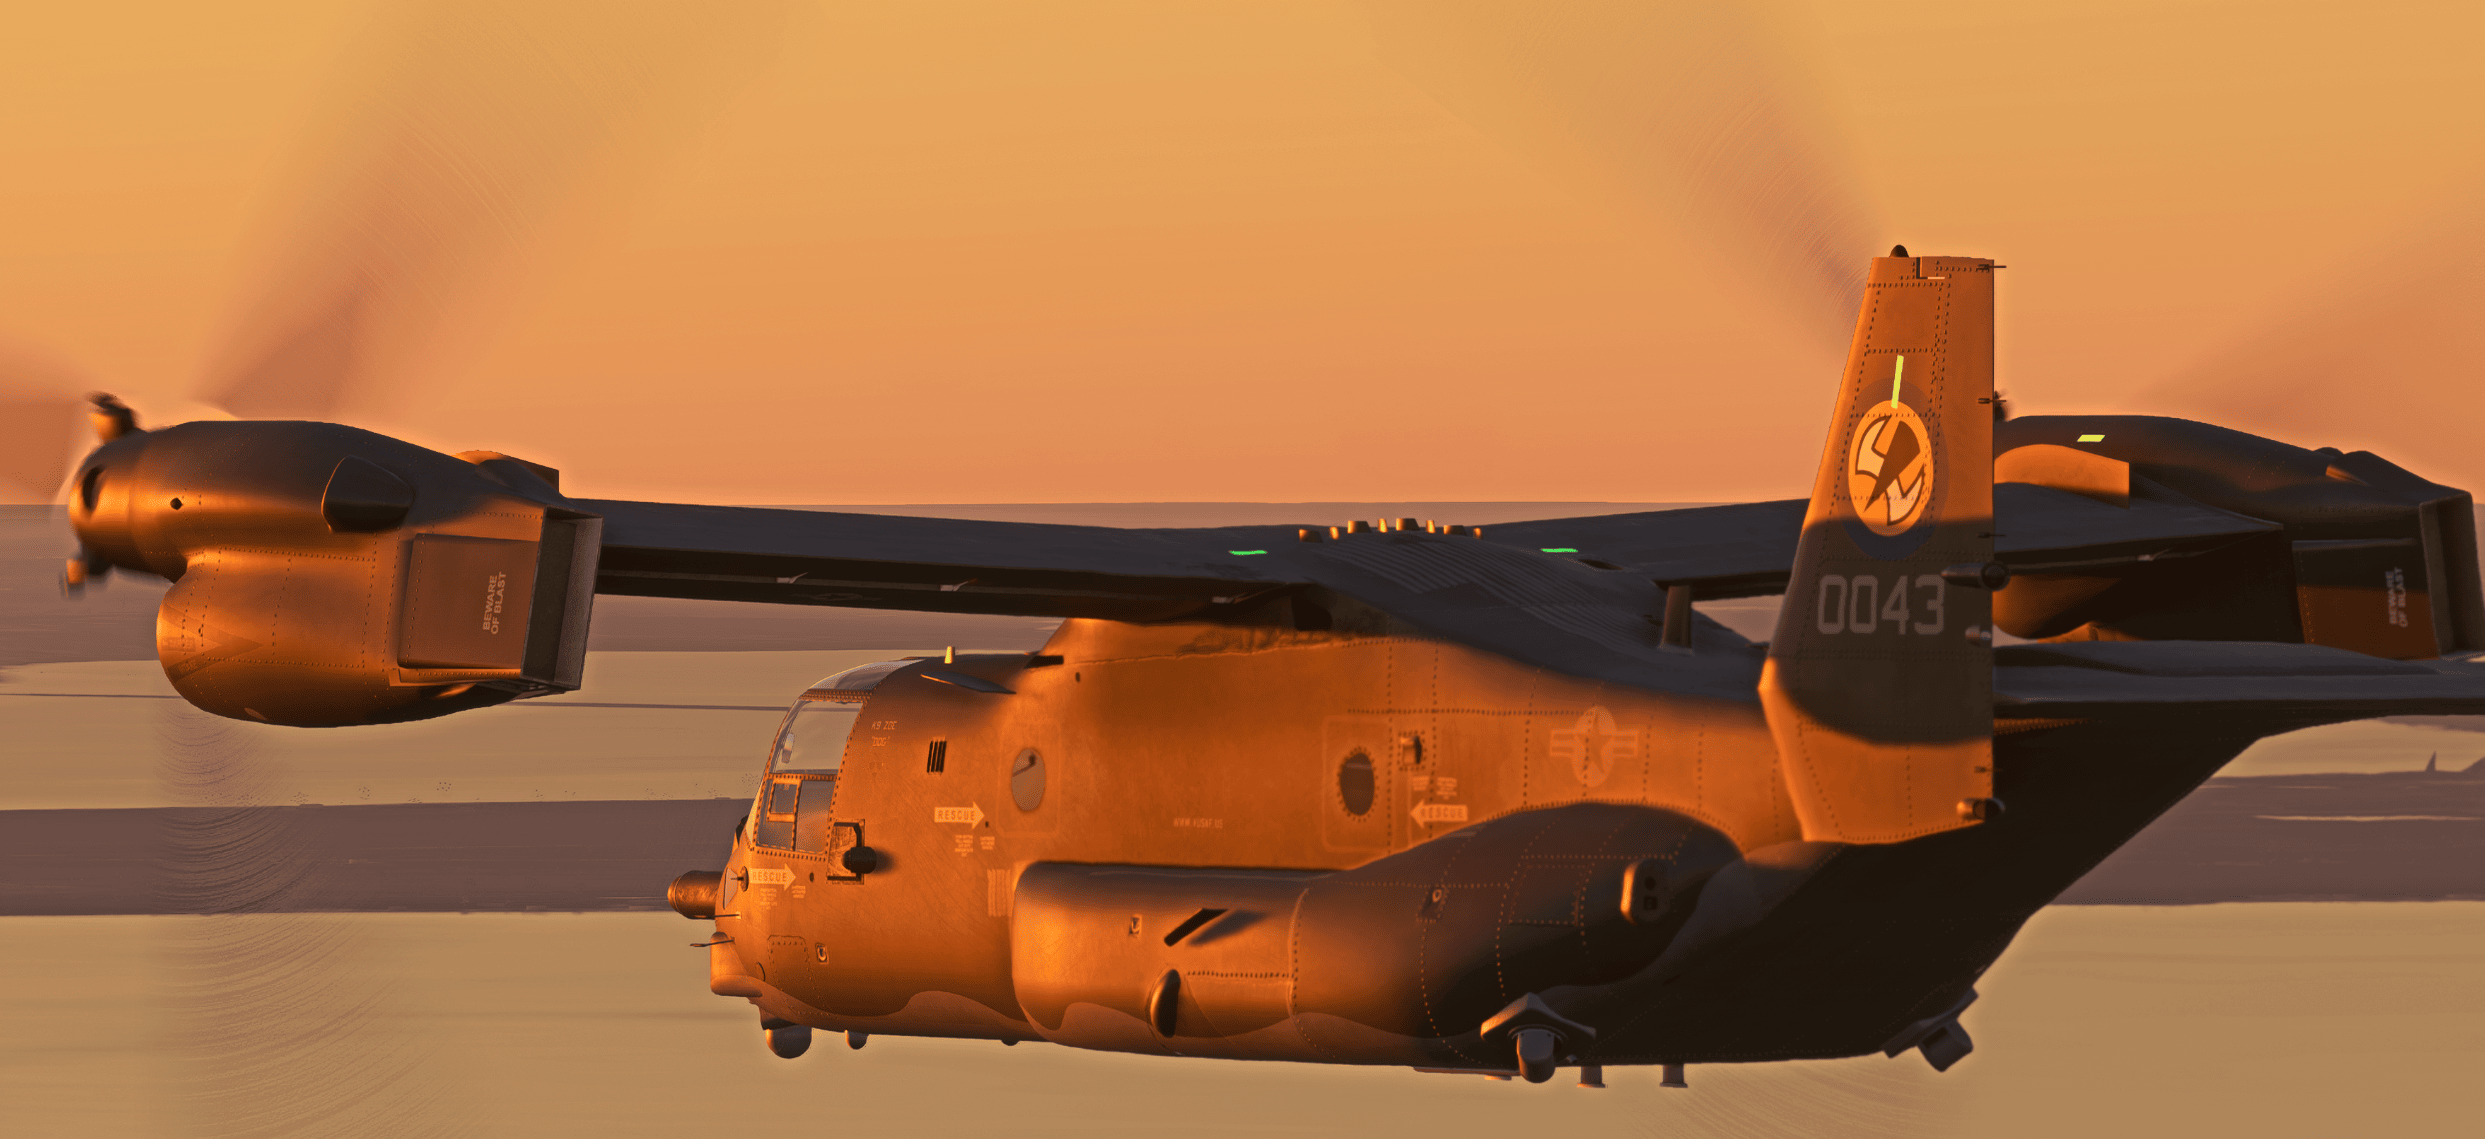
<box><xmin>1480</xmin><ymin>499</ymin><xmax>1811</xmax><ymax>599</ymax></box>
<box><xmin>582</xmin><ymin>499</ymin><xmax>1315</xmax><ymax>622</ymax></box>
<box><xmin>576</xmin><ymin>487</ymin><xmax>2289</xmax><ymax>705</ymax></box>
<box><xmin>582</xmin><ymin>498</ymin><xmax>1764</xmax><ymax>699</ymax></box>
<box><xmin>1477</xmin><ymin>483</ymin><xmax>2277</xmax><ymax>598</ymax></box>
<box><xmin>598</xmin><ymin>482</ymin><xmax>2277</xmax><ymax>627</ymax></box>
<box><xmin>1993</xmin><ymin>641</ymin><xmax>2485</xmax><ymax>721</ymax></box>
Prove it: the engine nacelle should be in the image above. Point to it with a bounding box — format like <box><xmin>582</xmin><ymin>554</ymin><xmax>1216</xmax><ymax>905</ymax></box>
<box><xmin>67</xmin><ymin>420</ymin><xmax>599</xmax><ymax>726</ymax></box>
<box><xmin>1008</xmin><ymin>802</ymin><xmax>1740</xmax><ymax>1066</ymax></box>
<box><xmin>1995</xmin><ymin>416</ymin><xmax>2484</xmax><ymax>658</ymax></box>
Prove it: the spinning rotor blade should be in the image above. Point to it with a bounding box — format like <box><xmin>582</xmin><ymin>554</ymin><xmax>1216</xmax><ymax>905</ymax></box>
<box><xmin>1354</xmin><ymin>0</ymin><xmax>1879</xmax><ymax>345</ymax></box>
<box><xmin>199</xmin><ymin>0</ymin><xmax>781</xmax><ymax>421</ymax></box>
<box><xmin>0</xmin><ymin>343</ymin><xmax>102</xmax><ymax>504</ymax></box>
<box><xmin>2138</xmin><ymin>206</ymin><xmax>2485</xmax><ymax>491</ymax></box>
<box><xmin>40</xmin><ymin>8</ymin><xmax>793</xmax><ymax>1119</ymax></box>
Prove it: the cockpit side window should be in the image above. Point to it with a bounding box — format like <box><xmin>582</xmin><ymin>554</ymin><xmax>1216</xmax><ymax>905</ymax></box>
<box><xmin>752</xmin><ymin>773</ymin><xmax>839</xmax><ymax>854</ymax></box>
<box><xmin>792</xmin><ymin>783</ymin><xmax>836</xmax><ymax>853</ymax></box>
<box><xmin>755</xmin><ymin>776</ymin><xmax>802</xmax><ymax>849</ymax></box>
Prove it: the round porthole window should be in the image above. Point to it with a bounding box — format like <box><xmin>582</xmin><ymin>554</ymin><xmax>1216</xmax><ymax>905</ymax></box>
<box><xmin>1337</xmin><ymin>750</ymin><xmax>1375</xmax><ymax>817</ymax></box>
<box><xmin>1010</xmin><ymin>748</ymin><xmax>1046</xmax><ymax>812</ymax></box>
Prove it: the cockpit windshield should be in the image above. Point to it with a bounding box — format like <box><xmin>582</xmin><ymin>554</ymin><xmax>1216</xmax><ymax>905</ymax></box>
<box><xmin>768</xmin><ymin>700</ymin><xmax>856</xmax><ymax>774</ymax></box>
<box><xmin>763</xmin><ymin>659</ymin><xmax>916</xmax><ymax>776</ymax></box>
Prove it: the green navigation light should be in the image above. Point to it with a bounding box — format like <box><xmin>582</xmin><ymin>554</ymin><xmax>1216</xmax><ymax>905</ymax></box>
<box><xmin>1541</xmin><ymin>547</ymin><xmax>1580</xmax><ymax>553</ymax></box>
<box><xmin>1227</xmin><ymin>550</ymin><xmax>1268</xmax><ymax>556</ymax></box>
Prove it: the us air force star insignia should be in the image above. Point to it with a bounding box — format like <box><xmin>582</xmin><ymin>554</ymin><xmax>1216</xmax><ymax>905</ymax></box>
<box><xmin>1546</xmin><ymin>706</ymin><xmax>1639</xmax><ymax>787</ymax></box>
<box><xmin>1848</xmin><ymin>397</ymin><xmax>1934</xmax><ymax>537</ymax></box>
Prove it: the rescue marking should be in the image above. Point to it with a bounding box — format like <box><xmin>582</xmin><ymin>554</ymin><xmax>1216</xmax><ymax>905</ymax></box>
<box><xmin>748</xmin><ymin>866</ymin><xmax>795</xmax><ymax>888</ymax></box>
<box><xmin>934</xmin><ymin>804</ymin><xmax>986</xmax><ymax>826</ymax></box>
<box><xmin>1411</xmin><ymin>802</ymin><xmax>1469</xmax><ymax>825</ymax></box>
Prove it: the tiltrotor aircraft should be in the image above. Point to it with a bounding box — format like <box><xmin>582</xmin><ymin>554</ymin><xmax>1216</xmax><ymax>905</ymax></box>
<box><xmin>56</xmin><ymin>250</ymin><xmax>2485</xmax><ymax>1085</ymax></box>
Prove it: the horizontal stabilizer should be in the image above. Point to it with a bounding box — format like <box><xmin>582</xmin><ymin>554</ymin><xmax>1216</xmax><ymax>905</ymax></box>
<box><xmin>1995</xmin><ymin>641</ymin><xmax>2485</xmax><ymax>721</ymax></box>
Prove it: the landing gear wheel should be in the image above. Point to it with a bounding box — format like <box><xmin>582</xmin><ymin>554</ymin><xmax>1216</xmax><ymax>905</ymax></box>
<box><xmin>1513</xmin><ymin>1028</ymin><xmax>1558</xmax><ymax>1084</ymax></box>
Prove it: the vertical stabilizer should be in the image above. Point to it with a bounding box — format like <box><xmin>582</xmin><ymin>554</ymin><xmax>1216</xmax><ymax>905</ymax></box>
<box><xmin>1761</xmin><ymin>253</ymin><xmax>1998</xmax><ymax>844</ymax></box>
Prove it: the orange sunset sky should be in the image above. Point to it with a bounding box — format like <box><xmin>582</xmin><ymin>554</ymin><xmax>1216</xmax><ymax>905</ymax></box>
<box><xmin>1</xmin><ymin>0</ymin><xmax>2479</xmax><ymax>505</ymax></box>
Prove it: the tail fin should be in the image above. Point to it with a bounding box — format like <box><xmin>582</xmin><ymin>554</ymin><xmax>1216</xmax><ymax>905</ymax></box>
<box><xmin>1760</xmin><ymin>252</ymin><xmax>1999</xmax><ymax>844</ymax></box>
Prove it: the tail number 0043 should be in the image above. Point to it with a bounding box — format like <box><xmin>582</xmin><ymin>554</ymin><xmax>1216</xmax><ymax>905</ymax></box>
<box><xmin>1814</xmin><ymin>574</ymin><xmax>1945</xmax><ymax>635</ymax></box>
